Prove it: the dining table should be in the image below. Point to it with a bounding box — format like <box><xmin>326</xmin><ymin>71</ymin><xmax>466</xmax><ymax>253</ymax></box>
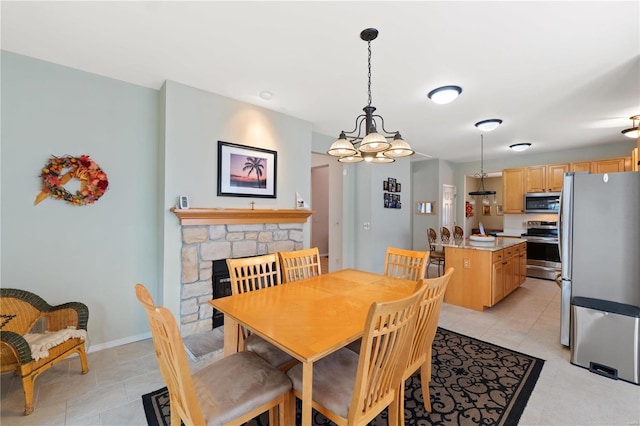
<box><xmin>209</xmin><ymin>268</ymin><xmax>416</xmax><ymax>426</ymax></box>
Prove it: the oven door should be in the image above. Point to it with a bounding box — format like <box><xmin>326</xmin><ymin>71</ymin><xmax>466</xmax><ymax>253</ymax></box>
<box><xmin>525</xmin><ymin>236</ymin><xmax>561</xmax><ymax>280</ymax></box>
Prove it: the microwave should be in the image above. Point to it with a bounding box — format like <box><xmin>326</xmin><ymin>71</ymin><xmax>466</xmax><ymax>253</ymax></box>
<box><xmin>524</xmin><ymin>192</ymin><xmax>561</xmax><ymax>213</ymax></box>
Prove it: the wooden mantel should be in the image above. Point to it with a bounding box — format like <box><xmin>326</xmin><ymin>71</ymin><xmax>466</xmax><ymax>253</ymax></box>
<box><xmin>171</xmin><ymin>207</ymin><xmax>314</xmax><ymax>225</ymax></box>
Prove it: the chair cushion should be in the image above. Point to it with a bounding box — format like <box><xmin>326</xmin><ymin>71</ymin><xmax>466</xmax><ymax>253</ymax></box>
<box><xmin>286</xmin><ymin>347</ymin><xmax>359</xmax><ymax>419</ymax></box>
<box><xmin>193</xmin><ymin>351</ymin><xmax>291</xmax><ymax>426</ymax></box>
<box><xmin>244</xmin><ymin>334</ymin><xmax>295</xmax><ymax>369</ymax></box>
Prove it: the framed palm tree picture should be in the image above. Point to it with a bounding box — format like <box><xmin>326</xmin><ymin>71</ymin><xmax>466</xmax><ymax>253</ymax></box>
<box><xmin>217</xmin><ymin>141</ymin><xmax>277</xmax><ymax>198</ymax></box>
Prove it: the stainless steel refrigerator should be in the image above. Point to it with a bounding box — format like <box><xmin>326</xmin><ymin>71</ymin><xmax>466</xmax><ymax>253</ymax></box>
<box><xmin>559</xmin><ymin>171</ymin><xmax>640</xmax><ymax>346</ymax></box>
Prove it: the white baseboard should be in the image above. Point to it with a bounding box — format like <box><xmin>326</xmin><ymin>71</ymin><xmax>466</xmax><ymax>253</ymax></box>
<box><xmin>87</xmin><ymin>332</ymin><xmax>152</xmax><ymax>353</ymax></box>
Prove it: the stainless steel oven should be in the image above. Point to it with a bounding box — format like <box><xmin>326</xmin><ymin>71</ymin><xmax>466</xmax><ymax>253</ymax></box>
<box><xmin>522</xmin><ymin>221</ymin><xmax>561</xmax><ymax>280</ymax></box>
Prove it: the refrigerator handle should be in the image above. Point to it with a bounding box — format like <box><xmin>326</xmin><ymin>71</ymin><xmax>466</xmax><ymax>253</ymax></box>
<box><xmin>558</xmin><ymin>187</ymin><xmax>563</xmax><ymax>264</ymax></box>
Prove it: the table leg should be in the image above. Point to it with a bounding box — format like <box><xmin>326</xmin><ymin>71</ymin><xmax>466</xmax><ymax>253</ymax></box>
<box><xmin>222</xmin><ymin>315</ymin><xmax>240</xmax><ymax>356</ymax></box>
<box><xmin>301</xmin><ymin>361</ymin><xmax>313</xmax><ymax>426</ymax></box>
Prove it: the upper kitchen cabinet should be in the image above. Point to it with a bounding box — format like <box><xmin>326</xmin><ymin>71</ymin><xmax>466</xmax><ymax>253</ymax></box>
<box><xmin>571</xmin><ymin>162</ymin><xmax>591</xmax><ymax>173</ymax></box>
<box><xmin>525</xmin><ymin>164</ymin><xmax>569</xmax><ymax>193</ymax></box>
<box><xmin>503</xmin><ymin>168</ymin><xmax>525</xmax><ymax>213</ymax></box>
<box><xmin>591</xmin><ymin>157</ymin><xmax>629</xmax><ymax>174</ymax></box>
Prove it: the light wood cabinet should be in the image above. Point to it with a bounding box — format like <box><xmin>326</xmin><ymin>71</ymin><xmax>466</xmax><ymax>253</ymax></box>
<box><xmin>518</xmin><ymin>244</ymin><xmax>527</xmax><ymax>285</ymax></box>
<box><xmin>503</xmin><ymin>168</ymin><xmax>525</xmax><ymax>213</ymax></box>
<box><xmin>571</xmin><ymin>162</ymin><xmax>591</xmax><ymax>172</ymax></box>
<box><xmin>445</xmin><ymin>241</ymin><xmax>527</xmax><ymax>311</ymax></box>
<box><xmin>525</xmin><ymin>163</ymin><xmax>569</xmax><ymax>192</ymax></box>
<box><xmin>632</xmin><ymin>148</ymin><xmax>639</xmax><ymax>172</ymax></box>
<box><xmin>591</xmin><ymin>157</ymin><xmax>627</xmax><ymax>174</ymax></box>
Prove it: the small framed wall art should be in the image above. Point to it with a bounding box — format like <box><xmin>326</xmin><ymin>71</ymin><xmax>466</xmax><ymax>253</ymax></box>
<box><xmin>217</xmin><ymin>141</ymin><xmax>277</xmax><ymax>198</ymax></box>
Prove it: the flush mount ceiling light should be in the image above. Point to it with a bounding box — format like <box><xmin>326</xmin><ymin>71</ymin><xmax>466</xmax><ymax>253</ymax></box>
<box><xmin>469</xmin><ymin>134</ymin><xmax>497</xmax><ymax>197</ymax></box>
<box><xmin>621</xmin><ymin>115</ymin><xmax>640</xmax><ymax>138</ymax></box>
<box><xmin>327</xmin><ymin>28</ymin><xmax>414</xmax><ymax>163</ymax></box>
<box><xmin>427</xmin><ymin>85</ymin><xmax>462</xmax><ymax>105</ymax></box>
<box><xmin>474</xmin><ymin>119</ymin><xmax>503</xmax><ymax>132</ymax></box>
<box><xmin>509</xmin><ymin>142</ymin><xmax>531</xmax><ymax>152</ymax></box>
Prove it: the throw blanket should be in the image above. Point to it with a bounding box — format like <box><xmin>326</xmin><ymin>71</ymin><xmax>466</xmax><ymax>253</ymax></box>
<box><xmin>23</xmin><ymin>327</ymin><xmax>87</xmax><ymax>361</ymax></box>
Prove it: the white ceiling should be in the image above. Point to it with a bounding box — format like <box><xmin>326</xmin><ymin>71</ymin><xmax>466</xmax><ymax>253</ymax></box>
<box><xmin>2</xmin><ymin>1</ymin><xmax>639</xmax><ymax>163</ymax></box>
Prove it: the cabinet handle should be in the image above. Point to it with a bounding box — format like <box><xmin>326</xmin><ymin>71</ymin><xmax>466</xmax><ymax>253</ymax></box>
<box><xmin>502</xmin><ymin>261</ymin><xmax>507</xmax><ymax>265</ymax></box>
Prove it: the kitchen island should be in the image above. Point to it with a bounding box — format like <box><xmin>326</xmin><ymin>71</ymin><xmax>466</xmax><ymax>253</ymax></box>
<box><xmin>443</xmin><ymin>237</ymin><xmax>527</xmax><ymax>311</ymax></box>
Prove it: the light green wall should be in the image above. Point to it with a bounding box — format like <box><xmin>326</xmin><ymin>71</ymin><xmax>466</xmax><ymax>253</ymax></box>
<box><xmin>160</xmin><ymin>81</ymin><xmax>313</xmax><ymax>319</ymax></box>
<box><xmin>1</xmin><ymin>51</ymin><xmax>159</xmax><ymax>345</ymax></box>
<box><xmin>412</xmin><ymin>159</ymin><xmax>440</xmax><ymax>250</ymax></box>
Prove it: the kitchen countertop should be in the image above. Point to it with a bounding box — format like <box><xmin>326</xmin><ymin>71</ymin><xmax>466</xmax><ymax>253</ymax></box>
<box><xmin>443</xmin><ymin>237</ymin><xmax>526</xmax><ymax>252</ymax></box>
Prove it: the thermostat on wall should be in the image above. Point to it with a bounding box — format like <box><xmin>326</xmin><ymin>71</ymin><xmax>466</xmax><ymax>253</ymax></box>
<box><xmin>178</xmin><ymin>195</ymin><xmax>189</xmax><ymax>209</ymax></box>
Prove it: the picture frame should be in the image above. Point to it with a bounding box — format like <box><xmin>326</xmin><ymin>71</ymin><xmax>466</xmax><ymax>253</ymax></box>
<box><xmin>496</xmin><ymin>205</ymin><xmax>504</xmax><ymax>216</ymax></box>
<box><xmin>483</xmin><ymin>205</ymin><xmax>491</xmax><ymax>216</ymax></box>
<box><xmin>217</xmin><ymin>141</ymin><xmax>277</xmax><ymax>198</ymax></box>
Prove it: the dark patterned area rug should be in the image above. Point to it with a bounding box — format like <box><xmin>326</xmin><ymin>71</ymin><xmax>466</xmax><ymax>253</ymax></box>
<box><xmin>142</xmin><ymin>327</ymin><xmax>544</xmax><ymax>426</ymax></box>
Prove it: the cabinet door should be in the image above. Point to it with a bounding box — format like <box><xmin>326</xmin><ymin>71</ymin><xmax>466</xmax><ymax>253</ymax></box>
<box><xmin>592</xmin><ymin>158</ymin><xmax>626</xmax><ymax>174</ymax></box>
<box><xmin>491</xmin><ymin>260</ymin><xmax>505</xmax><ymax>305</ymax></box>
<box><xmin>519</xmin><ymin>244</ymin><xmax>527</xmax><ymax>285</ymax></box>
<box><xmin>525</xmin><ymin>166</ymin><xmax>546</xmax><ymax>193</ymax></box>
<box><xmin>503</xmin><ymin>168</ymin><xmax>525</xmax><ymax>213</ymax></box>
<box><xmin>571</xmin><ymin>162</ymin><xmax>591</xmax><ymax>173</ymax></box>
<box><xmin>547</xmin><ymin>164</ymin><xmax>569</xmax><ymax>191</ymax></box>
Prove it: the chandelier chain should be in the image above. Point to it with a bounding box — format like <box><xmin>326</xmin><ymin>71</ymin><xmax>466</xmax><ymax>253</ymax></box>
<box><xmin>367</xmin><ymin>40</ymin><xmax>372</xmax><ymax>107</ymax></box>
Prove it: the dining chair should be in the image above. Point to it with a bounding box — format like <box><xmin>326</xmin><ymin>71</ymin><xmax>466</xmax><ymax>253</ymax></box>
<box><xmin>135</xmin><ymin>284</ymin><xmax>292</xmax><ymax>426</ymax></box>
<box><xmin>286</xmin><ymin>282</ymin><xmax>427</xmax><ymax>426</ymax></box>
<box><xmin>278</xmin><ymin>247</ymin><xmax>322</xmax><ymax>283</ymax></box>
<box><xmin>226</xmin><ymin>255</ymin><xmax>298</xmax><ymax>371</ymax></box>
<box><xmin>427</xmin><ymin>228</ymin><xmax>445</xmax><ymax>277</ymax></box>
<box><xmin>397</xmin><ymin>267</ymin><xmax>454</xmax><ymax>422</ymax></box>
<box><xmin>454</xmin><ymin>225</ymin><xmax>464</xmax><ymax>243</ymax></box>
<box><xmin>383</xmin><ymin>247</ymin><xmax>429</xmax><ymax>281</ymax></box>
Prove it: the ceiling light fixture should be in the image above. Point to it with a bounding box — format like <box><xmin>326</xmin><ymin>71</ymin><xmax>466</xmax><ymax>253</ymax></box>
<box><xmin>427</xmin><ymin>85</ymin><xmax>462</xmax><ymax>105</ymax></box>
<box><xmin>475</xmin><ymin>119</ymin><xmax>503</xmax><ymax>132</ymax></box>
<box><xmin>469</xmin><ymin>134</ymin><xmax>496</xmax><ymax>197</ymax></box>
<box><xmin>621</xmin><ymin>115</ymin><xmax>640</xmax><ymax>138</ymax></box>
<box><xmin>327</xmin><ymin>28</ymin><xmax>414</xmax><ymax>163</ymax></box>
<box><xmin>509</xmin><ymin>142</ymin><xmax>531</xmax><ymax>152</ymax></box>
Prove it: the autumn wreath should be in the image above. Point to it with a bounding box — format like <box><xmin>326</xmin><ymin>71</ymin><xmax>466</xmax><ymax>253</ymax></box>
<box><xmin>34</xmin><ymin>155</ymin><xmax>109</xmax><ymax>206</ymax></box>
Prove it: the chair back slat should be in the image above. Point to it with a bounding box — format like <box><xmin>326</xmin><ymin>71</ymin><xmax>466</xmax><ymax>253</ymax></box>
<box><xmin>349</xmin><ymin>283</ymin><xmax>427</xmax><ymax>424</ymax></box>
<box><xmin>383</xmin><ymin>247</ymin><xmax>429</xmax><ymax>281</ymax></box>
<box><xmin>404</xmin><ymin>268</ymin><xmax>454</xmax><ymax>379</ymax></box>
<box><xmin>227</xmin><ymin>254</ymin><xmax>281</xmax><ymax>295</ymax></box>
<box><xmin>135</xmin><ymin>284</ymin><xmax>205</xmax><ymax>425</ymax></box>
<box><xmin>278</xmin><ymin>247</ymin><xmax>321</xmax><ymax>283</ymax></box>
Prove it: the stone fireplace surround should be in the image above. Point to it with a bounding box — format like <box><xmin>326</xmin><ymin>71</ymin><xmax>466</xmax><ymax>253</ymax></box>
<box><xmin>172</xmin><ymin>208</ymin><xmax>313</xmax><ymax>337</ymax></box>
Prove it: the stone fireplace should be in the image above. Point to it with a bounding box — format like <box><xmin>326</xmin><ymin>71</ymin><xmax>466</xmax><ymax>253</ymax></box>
<box><xmin>173</xmin><ymin>208</ymin><xmax>313</xmax><ymax>337</ymax></box>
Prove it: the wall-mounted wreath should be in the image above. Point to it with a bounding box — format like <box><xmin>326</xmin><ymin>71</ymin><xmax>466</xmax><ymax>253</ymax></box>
<box><xmin>34</xmin><ymin>155</ymin><xmax>109</xmax><ymax>206</ymax></box>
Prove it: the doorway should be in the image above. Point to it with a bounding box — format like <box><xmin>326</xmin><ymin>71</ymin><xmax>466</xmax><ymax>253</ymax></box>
<box><xmin>442</xmin><ymin>184</ymin><xmax>456</xmax><ymax>233</ymax></box>
<box><xmin>311</xmin><ymin>165</ymin><xmax>329</xmax><ymax>255</ymax></box>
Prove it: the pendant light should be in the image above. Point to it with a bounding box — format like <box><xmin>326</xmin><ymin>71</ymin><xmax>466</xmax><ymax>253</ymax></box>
<box><xmin>469</xmin><ymin>134</ymin><xmax>496</xmax><ymax>197</ymax></box>
<box><xmin>327</xmin><ymin>28</ymin><xmax>414</xmax><ymax>163</ymax></box>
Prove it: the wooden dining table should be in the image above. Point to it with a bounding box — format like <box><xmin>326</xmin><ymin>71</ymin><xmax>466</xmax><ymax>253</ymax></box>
<box><xmin>209</xmin><ymin>268</ymin><xmax>416</xmax><ymax>426</ymax></box>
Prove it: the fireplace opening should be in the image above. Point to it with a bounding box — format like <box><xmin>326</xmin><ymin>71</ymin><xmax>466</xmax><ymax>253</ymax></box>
<box><xmin>212</xmin><ymin>259</ymin><xmax>232</xmax><ymax>329</ymax></box>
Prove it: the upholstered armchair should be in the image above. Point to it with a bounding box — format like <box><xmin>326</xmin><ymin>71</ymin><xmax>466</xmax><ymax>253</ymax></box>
<box><xmin>0</xmin><ymin>288</ymin><xmax>89</xmax><ymax>415</ymax></box>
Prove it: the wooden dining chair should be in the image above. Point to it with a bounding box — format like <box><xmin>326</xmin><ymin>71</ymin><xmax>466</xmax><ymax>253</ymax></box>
<box><xmin>383</xmin><ymin>246</ymin><xmax>429</xmax><ymax>281</ymax></box>
<box><xmin>286</xmin><ymin>282</ymin><xmax>427</xmax><ymax>426</ymax></box>
<box><xmin>397</xmin><ymin>267</ymin><xmax>454</xmax><ymax>422</ymax></box>
<box><xmin>135</xmin><ymin>284</ymin><xmax>292</xmax><ymax>426</ymax></box>
<box><xmin>226</xmin><ymin>255</ymin><xmax>298</xmax><ymax>371</ymax></box>
<box><xmin>427</xmin><ymin>228</ymin><xmax>445</xmax><ymax>277</ymax></box>
<box><xmin>454</xmin><ymin>225</ymin><xmax>464</xmax><ymax>243</ymax></box>
<box><xmin>278</xmin><ymin>247</ymin><xmax>322</xmax><ymax>283</ymax></box>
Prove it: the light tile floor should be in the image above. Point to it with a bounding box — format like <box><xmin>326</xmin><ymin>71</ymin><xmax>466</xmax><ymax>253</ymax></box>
<box><xmin>2</xmin><ymin>270</ymin><xmax>639</xmax><ymax>425</ymax></box>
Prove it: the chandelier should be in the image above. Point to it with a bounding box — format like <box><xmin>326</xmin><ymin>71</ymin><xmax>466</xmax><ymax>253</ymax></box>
<box><xmin>327</xmin><ymin>28</ymin><xmax>414</xmax><ymax>163</ymax></box>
